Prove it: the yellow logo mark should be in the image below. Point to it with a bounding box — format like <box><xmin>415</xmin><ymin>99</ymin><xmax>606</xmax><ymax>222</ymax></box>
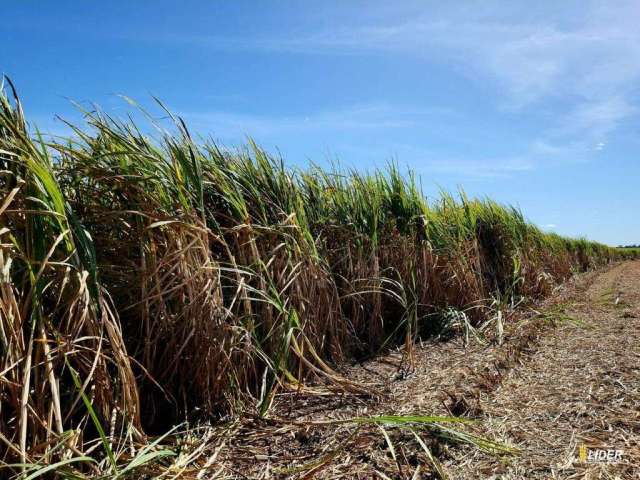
<box><xmin>579</xmin><ymin>444</ymin><xmax>587</xmax><ymax>462</ymax></box>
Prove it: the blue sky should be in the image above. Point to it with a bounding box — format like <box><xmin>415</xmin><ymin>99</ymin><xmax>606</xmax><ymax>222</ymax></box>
<box><xmin>2</xmin><ymin>1</ymin><xmax>639</xmax><ymax>245</ymax></box>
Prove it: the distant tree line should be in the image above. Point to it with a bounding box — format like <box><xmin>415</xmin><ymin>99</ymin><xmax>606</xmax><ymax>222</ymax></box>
<box><xmin>618</xmin><ymin>244</ymin><xmax>640</xmax><ymax>248</ymax></box>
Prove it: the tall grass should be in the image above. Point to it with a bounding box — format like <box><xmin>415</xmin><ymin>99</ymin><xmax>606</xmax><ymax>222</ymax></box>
<box><xmin>1</xmin><ymin>81</ymin><xmax>638</xmax><ymax>473</ymax></box>
<box><xmin>0</xmin><ymin>80</ymin><xmax>140</xmax><ymax>473</ymax></box>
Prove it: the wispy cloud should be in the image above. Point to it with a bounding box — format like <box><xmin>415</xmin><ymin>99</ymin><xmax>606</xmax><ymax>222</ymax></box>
<box><xmin>234</xmin><ymin>4</ymin><xmax>640</xmax><ymax>102</ymax></box>
<box><xmin>90</xmin><ymin>2</ymin><xmax>640</xmax><ymax>177</ymax></box>
<box><xmin>420</xmin><ymin>157</ymin><xmax>533</xmax><ymax>178</ymax></box>
<box><xmin>558</xmin><ymin>97</ymin><xmax>637</xmax><ymax>139</ymax></box>
<box><xmin>175</xmin><ymin>2</ymin><xmax>640</xmax><ymax>159</ymax></box>
<box><xmin>371</xmin><ymin>143</ymin><xmax>534</xmax><ymax>179</ymax></box>
<box><xmin>180</xmin><ymin>103</ymin><xmax>458</xmax><ymax>141</ymax></box>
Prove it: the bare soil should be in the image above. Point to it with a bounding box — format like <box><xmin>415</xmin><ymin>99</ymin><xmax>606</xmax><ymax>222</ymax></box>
<box><xmin>186</xmin><ymin>261</ymin><xmax>640</xmax><ymax>479</ymax></box>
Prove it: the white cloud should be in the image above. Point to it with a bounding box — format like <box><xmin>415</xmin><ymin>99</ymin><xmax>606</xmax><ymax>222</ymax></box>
<box><xmin>374</xmin><ymin>143</ymin><xmax>534</xmax><ymax>178</ymax></box>
<box><xmin>148</xmin><ymin>2</ymin><xmax>640</xmax><ymax>173</ymax></box>
<box><xmin>205</xmin><ymin>2</ymin><xmax>640</xmax><ymax>152</ymax></box>
<box><xmin>420</xmin><ymin>157</ymin><xmax>533</xmax><ymax>178</ymax></box>
<box><xmin>560</xmin><ymin>97</ymin><xmax>637</xmax><ymax>139</ymax></box>
<box><xmin>203</xmin><ymin>4</ymin><xmax>637</xmax><ymax>97</ymax></box>
<box><xmin>155</xmin><ymin>2</ymin><xmax>640</xmax><ymax>103</ymax></box>
<box><xmin>180</xmin><ymin>103</ymin><xmax>458</xmax><ymax>140</ymax></box>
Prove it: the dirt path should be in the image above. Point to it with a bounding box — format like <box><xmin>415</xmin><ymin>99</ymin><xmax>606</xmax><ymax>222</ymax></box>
<box><xmin>213</xmin><ymin>261</ymin><xmax>640</xmax><ymax>479</ymax></box>
<box><xmin>447</xmin><ymin>260</ymin><xmax>640</xmax><ymax>479</ymax></box>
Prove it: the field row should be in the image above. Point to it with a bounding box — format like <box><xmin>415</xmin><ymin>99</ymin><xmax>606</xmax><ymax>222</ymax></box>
<box><xmin>1</xmin><ymin>82</ymin><xmax>637</xmax><ymax>476</ymax></box>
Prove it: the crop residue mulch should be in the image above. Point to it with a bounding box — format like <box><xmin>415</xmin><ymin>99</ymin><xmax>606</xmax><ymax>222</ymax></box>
<box><xmin>186</xmin><ymin>261</ymin><xmax>639</xmax><ymax>479</ymax></box>
<box><xmin>447</xmin><ymin>260</ymin><xmax>640</xmax><ymax>479</ymax></box>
